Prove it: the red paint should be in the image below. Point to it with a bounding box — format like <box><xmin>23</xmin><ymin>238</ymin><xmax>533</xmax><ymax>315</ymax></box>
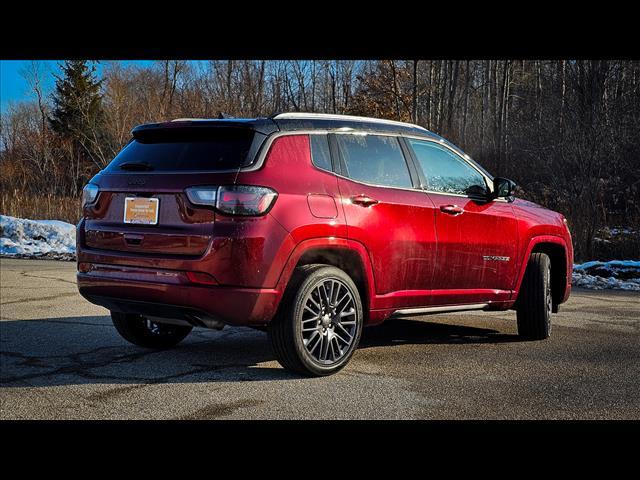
<box><xmin>77</xmin><ymin>133</ymin><xmax>573</xmax><ymax>327</ymax></box>
<box><xmin>427</xmin><ymin>193</ymin><xmax>519</xmax><ymax>295</ymax></box>
<box><xmin>307</xmin><ymin>194</ymin><xmax>338</xmax><ymax>218</ymax></box>
<box><xmin>336</xmin><ymin>177</ymin><xmax>438</xmax><ymax>295</ymax></box>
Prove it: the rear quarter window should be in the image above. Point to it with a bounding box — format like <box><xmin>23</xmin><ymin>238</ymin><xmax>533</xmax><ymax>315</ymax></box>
<box><xmin>309</xmin><ymin>134</ymin><xmax>332</xmax><ymax>171</ymax></box>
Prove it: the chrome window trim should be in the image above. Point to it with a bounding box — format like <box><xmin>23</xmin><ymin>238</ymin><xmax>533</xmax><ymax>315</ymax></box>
<box><xmin>331</xmin><ymin>171</ymin><xmax>428</xmax><ymax>195</ymax></box>
<box><xmin>241</xmin><ymin>129</ymin><xmax>509</xmax><ymax>202</ymax></box>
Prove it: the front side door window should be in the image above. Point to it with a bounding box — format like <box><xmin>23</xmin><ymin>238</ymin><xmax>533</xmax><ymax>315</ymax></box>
<box><xmin>408</xmin><ymin>139</ymin><xmax>487</xmax><ymax>195</ymax></box>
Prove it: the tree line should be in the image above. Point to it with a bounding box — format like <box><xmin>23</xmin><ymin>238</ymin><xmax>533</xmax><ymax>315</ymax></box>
<box><xmin>1</xmin><ymin>59</ymin><xmax>639</xmax><ymax>260</ymax></box>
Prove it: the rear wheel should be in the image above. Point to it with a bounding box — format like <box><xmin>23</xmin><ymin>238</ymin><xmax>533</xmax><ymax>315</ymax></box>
<box><xmin>268</xmin><ymin>265</ymin><xmax>363</xmax><ymax>376</ymax></box>
<box><xmin>111</xmin><ymin>312</ymin><xmax>192</xmax><ymax>349</ymax></box>
<box><xmin>516</xmin><ymin>253</ymin><xmax>552</xmax><ymax>340</ymax></box>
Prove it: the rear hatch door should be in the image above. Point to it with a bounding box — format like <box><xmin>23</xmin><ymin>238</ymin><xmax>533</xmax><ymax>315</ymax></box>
<box><xmin>83</xmin><ymin>122</ymin><xmax>270</xmax><ymax>256</ymax></box>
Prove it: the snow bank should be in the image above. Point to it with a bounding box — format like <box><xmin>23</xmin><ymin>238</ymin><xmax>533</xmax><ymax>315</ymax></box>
<box><xmin>572</xmin><ymin>260</ymin><xmax>640</xmax><ymax>291</ymax></box>
<box><xmin>0</xmin><ymin>215</ymin><xmax>76</xmax><ymax>260</ymax></box>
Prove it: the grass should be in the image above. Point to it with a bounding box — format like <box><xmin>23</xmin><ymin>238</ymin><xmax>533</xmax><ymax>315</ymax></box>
<box><xmin>0</xmin><ymin>192</ymin><xmax>82</xmax><ymax>225</ymax></box>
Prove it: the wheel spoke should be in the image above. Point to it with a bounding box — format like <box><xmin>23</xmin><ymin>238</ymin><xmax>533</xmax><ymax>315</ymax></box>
<box><xmin>307</xmin><ymin>295</ymin><xmax>321</xmax><ymax>310</ymax></box>
<box><xmin>335</xmin><ymin>323</ymin><xmax>353</xmax><ymax>341</ymax></box>
<box><xmin>340</xmin><ymin>308</ymin><xmax>356</xmax><ymax>318</ymax></box>
<box><xmin>333</xmin><ymin>329</ymin><xmax>349</xmax><ymax>346</ymax></box>
<box><xmin>328</xmin><ymin>336</ymin><xmax>336</xmax><ymax>360</ymax></box>
<box><xmin>335</xmin><ymin>291</ymin><xmax>350</xmax><ymax>311</ymax></box>
<box><xmin>304</xmin><ymin>304</ymin><xmax>320</xmax><ymax>316</ymax></box>
<box><xmin>332</xmin><ymin>282</ymin><xmax>342</xmax><ymax>305</ymax></box>
<box><xmin>321</xmin><ymin>332</ymin><xmax>330</xmax><ymax>360</ymax></box>
<box><xmin>329</xmin><ymin>281</ymin><xmax>336</xmax><ymax>306</ymax></box>
<box><xmin>318</xmin><ymin>285</ymin><xmax>330</xmax><ymax>310</ymax></box>
<box><xmin>307</xmin><ymin>331</ymin><xmax>321</xmax><ymax>352</ymax></box>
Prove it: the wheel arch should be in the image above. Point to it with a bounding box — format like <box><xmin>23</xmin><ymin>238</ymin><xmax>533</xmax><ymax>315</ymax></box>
<box><xmin>515</xmin><ymin>236</ymin><xmax>570</xmax><ymax>308</ymax></box>
<box><xmin>274</xmin><ymin>238</ymin><xmax>376</xmax><ymax>323</ymax></box>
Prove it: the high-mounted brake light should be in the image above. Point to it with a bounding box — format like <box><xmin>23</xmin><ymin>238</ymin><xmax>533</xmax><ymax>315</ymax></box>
<box><xmin>185</xmin><ymin>185</ymin><xmax>278</xmax><ymax>216</ymax></box>
<box><xmin>82</xmin><ymin>183</ymin><xmax>99</xmax><ymax>206</ymax></box>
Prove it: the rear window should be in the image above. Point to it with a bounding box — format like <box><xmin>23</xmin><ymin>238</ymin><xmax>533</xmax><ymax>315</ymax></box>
<box><xmin>106</xmin><ymin>128</ymin><xmax>261</xmax><ymax>172</ymax></box>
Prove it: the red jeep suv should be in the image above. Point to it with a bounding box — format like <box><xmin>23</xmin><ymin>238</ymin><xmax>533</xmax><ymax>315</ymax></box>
<box><xmin>77</xmin><ymin>113</ymin><xmax>573</xmax><ymax>376</ymax></box>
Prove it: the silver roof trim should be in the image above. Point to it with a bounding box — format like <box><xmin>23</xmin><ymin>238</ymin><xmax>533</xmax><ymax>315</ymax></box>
<box><xmin>272</xmin><ymin>112</ymin><xmax>431</xmax><ymax>132</ymax></box>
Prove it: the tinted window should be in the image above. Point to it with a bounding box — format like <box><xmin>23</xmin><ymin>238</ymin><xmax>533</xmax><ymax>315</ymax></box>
<box><xmin>106</xmin><ymin>128</ymin><xmax>258</xmax><ymax>172</ymax></box>
<box><xmin>336</xmin><ymin>134</ymin><xmax>412</xmax><ymax>188</ymax></box>
<box><xmin>310</xmin><ymin>134</ymin><xmax>332</xmax><ymax>171</ymax></box>
<box><xmin>409</xmin><ymin>139</ymin><xmax>486</xmax><ymax>195</ymax></box>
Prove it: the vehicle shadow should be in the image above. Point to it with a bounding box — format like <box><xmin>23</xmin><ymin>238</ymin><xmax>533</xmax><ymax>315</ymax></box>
<box><xmin>360</xmin><ymin>318</ymin><xmax>522</xmax><ymax>348</ymax></box>
<box><xmin>0</xmin><ymin>315</ymin><xmax>521</xmax><ymax>388</ymax></box>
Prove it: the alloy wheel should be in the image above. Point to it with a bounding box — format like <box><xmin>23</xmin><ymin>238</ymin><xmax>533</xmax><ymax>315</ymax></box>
<box><xmin>300</xmin><ymin>278</ymin><xmax>358</xmax><ymax>365</ymax></box>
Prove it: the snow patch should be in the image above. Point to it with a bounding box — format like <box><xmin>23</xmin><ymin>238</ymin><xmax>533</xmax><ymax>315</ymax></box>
<box><xmin>0</xmin><ymin>215</ymin><xmax>76</xmax><ymax>260</ymax></box>
<box><xmin>572</xmin><ymin>260</ymin><xmax>640</xmax><ymax>291</ymax></box>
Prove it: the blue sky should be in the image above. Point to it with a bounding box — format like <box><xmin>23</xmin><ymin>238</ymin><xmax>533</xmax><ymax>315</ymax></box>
<box><xmin>0</xmin><ymin>60</ymin><xmax>155</xmax><ymax>113</ymax></box>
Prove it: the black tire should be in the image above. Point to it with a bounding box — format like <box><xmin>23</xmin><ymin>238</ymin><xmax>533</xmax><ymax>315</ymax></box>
<box><xmin>516</xmin><ymin>253</ymin><xmax>553</xmax><ymax>340</ymax></box>
<box><xmin>111</xmin><ymin>312</ymin><xmax>192</xmax><ymax>349</ymax></box>
<box><xmin>268</xmin><ymin>264</ymin><xmax>364</xmax><ymax>376</ymax></box>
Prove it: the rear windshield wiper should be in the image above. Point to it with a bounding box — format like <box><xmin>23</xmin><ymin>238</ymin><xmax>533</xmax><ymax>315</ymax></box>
<box><xmin>119</xmin><ymin>161</ymin><xmax>154</xmax><ymax>171</ymax></box>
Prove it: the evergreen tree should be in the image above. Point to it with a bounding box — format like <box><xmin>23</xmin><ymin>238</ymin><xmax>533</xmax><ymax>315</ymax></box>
<box><xmin>49</xmin><ymin>60</ymin><xmax>107</xmax><ymax>169</ymax></box>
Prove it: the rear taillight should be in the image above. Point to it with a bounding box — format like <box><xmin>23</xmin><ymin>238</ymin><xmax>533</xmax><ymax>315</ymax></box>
<box><xmin>185</xmin><ymin>186</ymin><xmax>217</xmax><ymax>206</ymax></box>
<box><xmin>185</xmin><ymin>185</ymin><xmax>278</xmax><ymax>216</ymax></box>
<box><xmin>82</xmin><ymin>183</ymin><xmax>99</xmax><ymax>206</ymax></box>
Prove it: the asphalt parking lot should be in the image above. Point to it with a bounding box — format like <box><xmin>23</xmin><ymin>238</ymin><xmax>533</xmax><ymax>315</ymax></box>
<box><xmin>1</xmin><ymin>258</ymin><xmax>638</xmax><ymax>420</ymax></box>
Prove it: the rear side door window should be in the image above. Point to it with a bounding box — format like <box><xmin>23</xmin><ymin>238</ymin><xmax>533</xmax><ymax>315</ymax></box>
<box><xmin>408</xmin><ymin>139</ymin><xmax>487</xmax><ymax>195</ymax></box>
<box><xmin>335</xmin><ymin>134</ymin><xmax>413</xmax><ymax>188</ymax></box>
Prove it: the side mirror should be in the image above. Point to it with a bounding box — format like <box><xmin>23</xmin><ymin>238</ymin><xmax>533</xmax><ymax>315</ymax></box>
<box><xmin>493</xmin><ymin>177</ymin><xmax>517</xmax><ymax>199</ymax></box>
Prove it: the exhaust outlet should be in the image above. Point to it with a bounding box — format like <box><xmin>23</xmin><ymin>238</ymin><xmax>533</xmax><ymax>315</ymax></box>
<box><xmin>186</xmin><ymin>313</ymin><xmax>225</xmax><ymax>330</ymax></box>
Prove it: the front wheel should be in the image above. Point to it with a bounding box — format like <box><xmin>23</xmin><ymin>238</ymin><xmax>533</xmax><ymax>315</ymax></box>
<box><xmin>516</xmin><ymin>253</ymin><xmax>552</xmax><ymax>340</ymax></box>
<box><xmin>111</xmin><ymin>312</ymin><xmax>192</xmax><ymax>349</ymax></box>
<box><xmin>268</xmin><ymin>265</ymin><xmax>364</xmax><ymax>376</ymax></box>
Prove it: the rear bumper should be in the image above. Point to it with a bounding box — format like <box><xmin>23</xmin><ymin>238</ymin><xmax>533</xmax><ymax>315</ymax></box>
<box><xmin>77</xmin><ymin>270</ymin><xmax>281</xmax><ymax>326</ymax></box>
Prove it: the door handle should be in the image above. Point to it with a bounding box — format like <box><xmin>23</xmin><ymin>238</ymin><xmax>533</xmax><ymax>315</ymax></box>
<box><xmin>350</xmin><ymin>194</ymin><xmax>379</xmax><ymax>207</ymax></box>
<box><xmin>440</xmin><ymin>204</ymin><xmax>464</xmax><ymax>215</ymax></box>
